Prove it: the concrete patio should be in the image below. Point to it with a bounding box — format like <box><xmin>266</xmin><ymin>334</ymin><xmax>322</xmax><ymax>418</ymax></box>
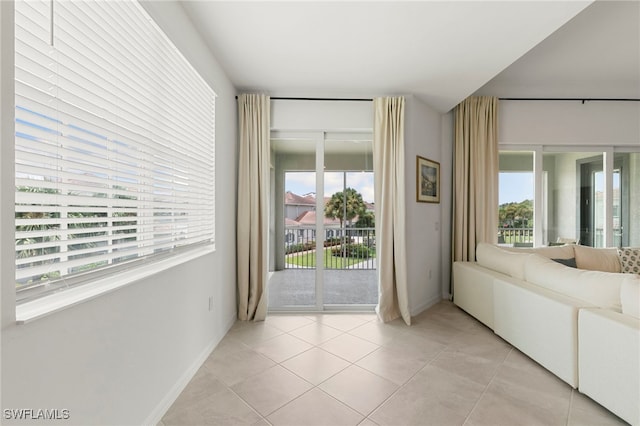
<box><xmin>268</xmin><ymin>268</ymin><xmax>378</xmax><ymax>308</ymax></box>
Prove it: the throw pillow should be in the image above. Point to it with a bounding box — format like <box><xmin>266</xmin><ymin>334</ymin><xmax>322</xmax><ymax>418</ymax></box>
<box><xmin>618</xmin><ymin>248</ymin><xmax>640</xmax><ymax>275</ymax></box>
<box><xmin>574</xmin><ymin>245</ymin><xmax>621</xmax><ymax>273</ymax></box>
<box><xmin>552</xmin><ymin>258</ymin><xmax>577</xmax><ymax>268</ymax></box>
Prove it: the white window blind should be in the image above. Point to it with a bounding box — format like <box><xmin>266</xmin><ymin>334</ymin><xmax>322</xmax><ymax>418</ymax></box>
<box><xmin>15</xmin><ymin>0</ymin><xmax>215</xmax><ymax>302</ymax></box>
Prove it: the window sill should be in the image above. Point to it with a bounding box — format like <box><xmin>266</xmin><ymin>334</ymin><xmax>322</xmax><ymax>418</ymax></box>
<box><xmin>16</xmin><ymin>245</ymin><xmax>215</xmax><ymax>324</ymax></box>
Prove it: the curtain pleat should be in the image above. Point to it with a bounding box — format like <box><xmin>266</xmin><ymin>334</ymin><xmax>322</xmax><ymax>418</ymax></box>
<box><xmin>237</xmin><ymin>94</ymin><xmax>270</xmax><ymax>321</ymax></box>
<box><xmin>452</xmin><ymin>96</ymin><xmax>499</xmax><ymax>266</ymax></box>
<box><xmin>373</xmin><ymin>97</ymin><xmax>411</xmax><ymax>325</ymax></box>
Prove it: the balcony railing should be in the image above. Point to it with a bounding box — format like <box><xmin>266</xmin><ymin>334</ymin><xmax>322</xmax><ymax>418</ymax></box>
<box><xmin>284</xmin><ymin>226</ymin><xmax>376</xmax><ymax>270</ymax></box>
<box><xmin>498</xmin><ymin>227</ymin><xmax>533</xmax><ymax>246</ymax></box>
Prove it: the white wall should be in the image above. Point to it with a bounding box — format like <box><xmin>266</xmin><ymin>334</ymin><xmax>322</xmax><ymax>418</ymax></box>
<box><xmin>440</xmin><ymin>112</ymin><xmax>454</xmax><ymax>299</ymax></box>
<box><xmin>404</xmin><ymin>96</ymin><xmax>444</xmax><ymax>315</ymax></box>
<box><xmin>498</xmin><ymin>100</ymin><xmax>640</xmax><ymax>146</ymax></box>
<box><xmin>1</xmin><ymin>1</ymin><xmax>238</xmax><ymax>424</ymax></box>
<box><xmin>271</xmin><ymin>99</ymin><xmax>373</xmax><ymax>131</ymax></box>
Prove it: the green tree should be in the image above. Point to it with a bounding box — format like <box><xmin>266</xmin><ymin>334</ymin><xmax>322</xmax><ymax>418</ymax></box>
<box><xmin>324</xmin><ymin>188</ymin><xmax>366</xmax><ymax>227</ymax></box>
<box><xmin>499</xmin><ymin>199</ymin><xmax>533</xmax><ymax>228</ymax></box>
<box><xmin>355</xmin><ymin>211</ymin><xmax>375</xmax><ymax>228</ymax></box>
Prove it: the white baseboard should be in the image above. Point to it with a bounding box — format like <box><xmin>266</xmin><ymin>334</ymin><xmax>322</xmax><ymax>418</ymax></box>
<box><xmin>144</xmin><ymin>312</ymin><xmax>236</xmax><ymax>425</ymax></box>
<box><xmin>410</xmin><ymin>294</ymin><xmax>442</xmax><ymax>317</ymax></box>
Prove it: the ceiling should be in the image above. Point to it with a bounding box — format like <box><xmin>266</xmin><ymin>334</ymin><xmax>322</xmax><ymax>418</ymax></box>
<box><xmin>476</xmin><ymin>1</ymin><xmax>640</xmax><ymax>98</ymax></box>
<box><xmin>180</xmin><ymin>1</ymin><xmax>638</xmax><ymax>113</ymax></box>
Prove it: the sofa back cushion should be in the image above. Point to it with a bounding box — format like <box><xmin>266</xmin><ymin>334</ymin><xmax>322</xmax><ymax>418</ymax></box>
<box><xmin>476</xmin><ymin>243</ymin><xmax>530</xmax><ymax>280</ymax></box>
<box><xmin>502</xmin><ymin>244</ymin><xmax>575</xmax><ymax>260</ymax></box>
<box><xmin>620</xmin><ymin>276</ymin><xmax>640</xmax><ymax>319</ymax></box>
<box><xmin>573</xmin><ymin>245</ymin><xmax>621</xmax><ymax>273</ymax></box>
<box><xmin>524</xmin><ymin>254</ymin><xmax>623</xmax><ymax>309</ymax></box>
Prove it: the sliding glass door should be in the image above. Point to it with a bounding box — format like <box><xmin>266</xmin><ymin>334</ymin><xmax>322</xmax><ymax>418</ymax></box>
<box><xmin>269</xmin><ymin>132</ymin><xmax>376</xmax><ymax>311</ymax></box>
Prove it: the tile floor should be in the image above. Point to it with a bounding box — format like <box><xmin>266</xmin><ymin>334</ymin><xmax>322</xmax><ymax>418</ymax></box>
<box><xmin>160</xmin><ymin>301</ymin><xmax>627</xmax><ymax>426</ymax></box>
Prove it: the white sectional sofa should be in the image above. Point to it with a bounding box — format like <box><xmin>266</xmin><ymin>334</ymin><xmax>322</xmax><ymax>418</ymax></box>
<box><xmin>453</xmin><ymin>243</ymin><xmax>640</xmax><ymax>425</ymax></box>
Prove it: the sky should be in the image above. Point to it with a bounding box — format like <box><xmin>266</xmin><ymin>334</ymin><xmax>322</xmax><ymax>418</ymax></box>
<box><xmin>289</xmin><ymin>171</ymin><xmax>536</xmax><ymax>205</ymax></box>
<box><xmin>499</xmin><ymin>172</ymin><xmax>533</xmax><ymax>205</ymax></box>
<box><xmin>287</xmin><ymin>170</ymin><xmax>621</xmax><ymax>206</ymax></box>
<box><xmin>286</xmin><ymin>171</ymin><xmax>374</xmax><ymax>203</ymax></box>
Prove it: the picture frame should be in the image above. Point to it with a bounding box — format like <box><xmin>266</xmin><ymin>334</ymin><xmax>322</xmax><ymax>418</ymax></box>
<box><xmin>416</xmin><ymin>156</ymin><xmax>440</xmax><ymax>203</ymax></box>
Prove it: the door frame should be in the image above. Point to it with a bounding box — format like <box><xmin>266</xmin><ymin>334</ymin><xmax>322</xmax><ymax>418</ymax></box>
<box><xmin>269</xmin><ymin>130</ymin><xmax>376</xmax><ymax>313</ymax></box>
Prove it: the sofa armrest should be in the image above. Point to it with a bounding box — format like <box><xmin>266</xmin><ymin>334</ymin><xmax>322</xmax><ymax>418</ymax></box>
<box><xmin>453</xmin><ymin>262</ymin><xmax>507</xmax><ymax>329</ymax></box>
<box><xmin>578</xmin><ymin>308</ymin><xmax>640</xmax><ymax>426</ymax></box>
<box><xmin>493</xmin><ymin>278</ymin><xmax>596</xmax><ymax>388</ymax></box>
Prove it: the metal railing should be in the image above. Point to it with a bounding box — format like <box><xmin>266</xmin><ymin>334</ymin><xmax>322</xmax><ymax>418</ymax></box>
<box><xmin>498</xmin><ymin>227</ymin><xmax>534</xmax><ymax>246</ymax></box>
<box><xmin>284</xmin><ymin>226</ymin><xmax>376</xmax><ymax>270</ymax></box>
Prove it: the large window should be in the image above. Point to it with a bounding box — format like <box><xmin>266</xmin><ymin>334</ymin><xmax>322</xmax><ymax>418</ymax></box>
<box><xmin>15</xmin><ymin>0</ymin><xmax>215</xmax><ymax>302</ymax></box>
<box><xmin>499</xmin><ymin>148</ymin><xmax>639</xmax><ymax>248</ymax></box>
<box><xmin>498</xmin><ymin>151</ymin><xmax>534</xmax><ymax>246</ymax></box>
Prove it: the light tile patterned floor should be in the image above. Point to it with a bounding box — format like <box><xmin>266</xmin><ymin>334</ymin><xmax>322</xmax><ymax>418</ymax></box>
<box><xmin>161</xmin><ymin>301</ymin><xmax>627</xmax><ymax>426</ymax></box>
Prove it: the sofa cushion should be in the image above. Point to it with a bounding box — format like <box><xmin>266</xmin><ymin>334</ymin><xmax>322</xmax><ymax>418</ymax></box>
<box><xmin>574</xmin><ymin>245</ymin><xmax>621</xmax><ymax>273</ymax></box>
<box><xmin>476</xmin><ymin>243</ymin><xmax>530</xmax><ymax>280</ymax></box>
<box><xmin>502</xmin><ymin>244</ymin><xmax>575</xmax><ymax>260</ymax></box>
<box><xmin>620</xmin><ymin>276</ymin><xmax>640</xmax><ymax>319</ymax></box>
<box><xmin>617</xmin><ymin>247</ymin><xmax>640</xmax><ymax>275</ymax></box>
<box><xmin>524</xmin><ymin>254</ymin><xmax>623</xmax><ymax>309</ymax></box>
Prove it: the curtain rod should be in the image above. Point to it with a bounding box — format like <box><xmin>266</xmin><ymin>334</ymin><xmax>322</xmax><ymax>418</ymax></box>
<box><xmin>499</xmin><ymin>97</ymin><xmax>640</xmax><ymax>103</ymax></box>
<box><xmin>235</xmin><ymin>96</ymin><xmax>372</xmax><ymax>102</ymax></box>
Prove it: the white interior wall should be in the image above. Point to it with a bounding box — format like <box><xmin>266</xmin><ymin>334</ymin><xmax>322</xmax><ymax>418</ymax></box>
<box><xmin>271</xmin><ymin>99</ymin><xmax>373</xmax><ymax>131</ymax></box>
<box><xmin>440</xmin><ymin>112</ymin><xmax>454</xmax><ymax>299</ymax></box>
<box><xmin>404</xmin><ymin>96</ymin><xmax>444</xmax><ymax>314</ymax></box>
<box><xmin>498</xmin><ymin>100</ymin><xmax>640</xmax><ymax>146</ymax></box>
<box><xmin>1</xmin><ymin>2</ymin><xmax>238</xmax><ymax>424</ymax></box>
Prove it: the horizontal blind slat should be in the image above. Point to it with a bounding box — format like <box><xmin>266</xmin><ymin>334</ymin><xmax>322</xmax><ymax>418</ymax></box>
<box><xmin>15</xmin><ymin>0</ymin><xmax>215</xmax><ymax>295</ymax></box>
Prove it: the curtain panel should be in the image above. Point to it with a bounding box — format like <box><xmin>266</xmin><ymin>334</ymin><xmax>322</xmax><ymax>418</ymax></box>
<box><xmin>237</xmin><ymin>94</ymin><xmax>270</xmax><ymax>321</ymax></box>
<box><xmin>452</xmin><ymin>96</ymin><xmax>499</xmax><ymax>265</ymax></box>
<box><xmin>373</xmin><ymin>97</ymin><xmax>411</xmax><ymax>325</ymax></box>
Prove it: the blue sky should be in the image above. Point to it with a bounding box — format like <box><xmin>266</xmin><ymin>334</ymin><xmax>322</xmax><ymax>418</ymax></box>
<box><xmin>499</xmin><ymin>172</ymin><xmax>533</xmax><ymax>205</ymax></box>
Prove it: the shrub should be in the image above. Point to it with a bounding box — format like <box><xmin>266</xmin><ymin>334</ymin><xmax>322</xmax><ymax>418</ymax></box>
<box><xmin>331</xmin><ymin>243</ymin><xmax>371</xmax><ymax>259</ymax></box>
<box><xmin>285</xmin><ymin>241</ymin><xmax>316</xmax><ymax>254</ymax></box>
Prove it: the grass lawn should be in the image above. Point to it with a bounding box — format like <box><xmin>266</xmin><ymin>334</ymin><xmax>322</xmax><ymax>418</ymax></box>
<box><xmin>286</xmin><ymin>248</ymin><xmax>369</xmax><ymax>268</ymax></box>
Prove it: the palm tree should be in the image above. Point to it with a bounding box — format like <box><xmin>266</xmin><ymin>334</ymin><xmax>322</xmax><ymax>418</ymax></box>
<box><xmin>324</xmin><ymin>188</ymin><xmax>366</xmax><ymax>227</ymax></box>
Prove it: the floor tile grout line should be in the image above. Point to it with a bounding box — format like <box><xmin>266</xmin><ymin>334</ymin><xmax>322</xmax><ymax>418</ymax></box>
<box><xmin>566</xmin><ymin>388</ymin><xmax>575</xmax><ymax>426</ymax></box>
<box><xmin>461</xmin><ymin>347</ymin><xmax>514</xmax><ymax>425</ymax></box>
<box><xmin>224</xmin><ymin>383</ymin><xmax>272</xmax><ymax>425</ymax></box>
<box><xmin>364</xmin><ymin>343</ymin><xmax>452</xmax><ymax>422</ymax></box>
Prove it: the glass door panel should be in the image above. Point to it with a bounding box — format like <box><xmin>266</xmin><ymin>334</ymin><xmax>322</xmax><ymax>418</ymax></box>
<box><xmin>268</xmin><ymin>138</ymin><xmax>318</xmax><ymax>309</ymax></box>
<box><xmin>498</xmin><ymin>151</ymin><xmax>534</xmax><ymax>246</ymax></box>
<box><xmin>626</xmin><ymin>153</ymin><xmax>639</xmax><ymax>247</ymax></box>
<box><xmin>541</xmin><ymin>152</ymin><xmax>604</xmax><ymax>247</ymax></box>
<box><xmin>323</xmin><ymin>139</ymin><xmax>376</xmax><ymax>307</ymax></box>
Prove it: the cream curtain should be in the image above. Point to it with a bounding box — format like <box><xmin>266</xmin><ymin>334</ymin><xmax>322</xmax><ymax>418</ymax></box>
<box><xmin>237</xmin><ymin>94</ymin><xmax>270</xmax><ymax>321</ymax></box>
<box><xmin>373</xmin><ymin>97</ymin><xmax>411</xmax><ymax>325</ymax></box>
<box><xmin>452</xmin><ymin>96</ymin><xmax>499</xmax><ymax>264</ymax></box>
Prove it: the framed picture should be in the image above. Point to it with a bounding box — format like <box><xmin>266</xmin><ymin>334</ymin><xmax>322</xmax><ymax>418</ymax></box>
<box><xmin>416</xmin><ymin>156</ymin><xmax>440</xmax><ymax>203</ymax></box>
